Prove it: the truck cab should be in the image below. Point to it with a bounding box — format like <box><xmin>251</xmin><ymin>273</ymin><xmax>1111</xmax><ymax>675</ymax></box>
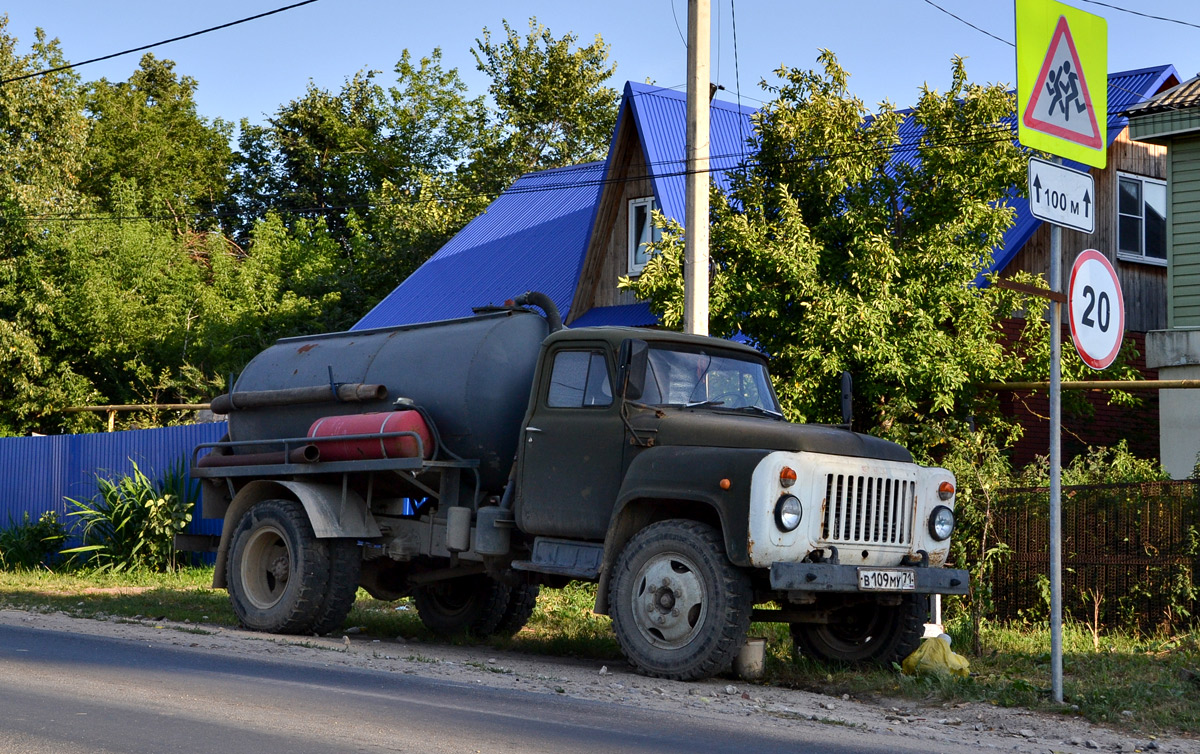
<box><xmin>508</xmin><ymin>326</ymin><xmax>966</xmax><ymax>678</ymax></box>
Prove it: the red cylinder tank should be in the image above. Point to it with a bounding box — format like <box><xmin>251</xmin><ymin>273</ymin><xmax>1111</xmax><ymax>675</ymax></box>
<box><xmin>307</xmin><ymin>410</ymin><xmax>433</xmax><ymax>461</ymax></box>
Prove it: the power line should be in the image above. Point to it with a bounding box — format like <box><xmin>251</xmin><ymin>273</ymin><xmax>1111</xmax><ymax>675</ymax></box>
<box><xmin>730</xmin><ymin>0</ymin><xmax>748</xmax><ymax>161</ymax></box>
<box><xmin>1075</xmin><ymin>0</ymin><xmax>1200</xmax><ymax>31</ymax></box>
<box><xmin>921</xmin><ymin>0</ymin><xmax>1014</xmax><ymax>47</ymax></box>
<box><xmin>669</xmin><ymin>0</ymin><xmax>688</xmax><ymax>49</ymax></box>
<box><xmin>0</xmin><ymin>0</ymin><xmax>321</xmax><ymax>86</ymax></box>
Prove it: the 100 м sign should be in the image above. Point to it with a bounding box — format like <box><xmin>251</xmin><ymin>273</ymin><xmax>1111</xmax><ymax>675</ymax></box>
<box><xmin>1028</xmin><ymin>157</ymin><xmax>1095</xmax><ymax>233</ymax></box>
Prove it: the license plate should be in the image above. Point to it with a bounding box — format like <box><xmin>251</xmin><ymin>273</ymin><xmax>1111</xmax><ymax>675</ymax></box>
<box><xmin>857</xmin><ymin>568</ymin><xmax>916</xmax><ymax>591</ymax></box>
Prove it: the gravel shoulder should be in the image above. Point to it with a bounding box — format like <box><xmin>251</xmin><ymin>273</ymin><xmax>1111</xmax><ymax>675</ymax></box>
<box><xmin>1</xmin><ymin>608</ymin><xmax>1194</xmax><ymax>754</ymax></box>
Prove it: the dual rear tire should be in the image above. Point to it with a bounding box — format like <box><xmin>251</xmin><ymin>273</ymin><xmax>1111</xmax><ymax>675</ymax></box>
<box><xmin>413</xmin><ymin>575</ymin><xmax>540</xmax><ymax>638</ymax></box>
<box><xmin>226</xmin><ymin>499</ymin><xmax>359</xmax><ymax>635</ymax></box>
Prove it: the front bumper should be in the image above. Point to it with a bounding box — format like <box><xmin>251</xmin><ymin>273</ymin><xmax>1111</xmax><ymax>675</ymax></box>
<box><xmin>771</xmin><ymin>562</ymin><xmax>970</xmax><ymax>596</ymax></box>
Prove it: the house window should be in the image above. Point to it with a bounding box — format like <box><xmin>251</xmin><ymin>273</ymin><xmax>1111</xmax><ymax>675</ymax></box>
<box><xmin>1117</xmin><ymin>174</ymin><xmax>1166</xmax><ymax>262</ymax></box>
<box><xmin>628</xmin><ymin>197</ymin><xmax>661</xmax><ymax>275</ymax></box>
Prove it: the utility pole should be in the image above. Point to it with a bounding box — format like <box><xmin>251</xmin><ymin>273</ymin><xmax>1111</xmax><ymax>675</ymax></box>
<box><xmin>684</xmin><ymin>0</ymin><xmax>710</xmax><ymax>335</ymax></box>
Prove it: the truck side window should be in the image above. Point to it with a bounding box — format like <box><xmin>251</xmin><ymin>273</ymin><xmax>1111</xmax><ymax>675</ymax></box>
<box><xmin>547</xmin><ymin>350</ymin><xmax>612</xmax><ymax>408</ymax></box>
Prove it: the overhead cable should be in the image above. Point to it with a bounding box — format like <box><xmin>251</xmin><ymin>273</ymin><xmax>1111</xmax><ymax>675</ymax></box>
<box><xmin>0</xmin><ymin>0</ymin><xmax>321</xmax><ymax>85</ymax></box>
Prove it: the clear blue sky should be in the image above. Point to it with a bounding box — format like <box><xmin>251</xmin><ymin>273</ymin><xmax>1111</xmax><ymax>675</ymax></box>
<box><xmin>4</xmin><ymin>1</ymin><xmax>1199</xmax><ymax>130</ymax></box>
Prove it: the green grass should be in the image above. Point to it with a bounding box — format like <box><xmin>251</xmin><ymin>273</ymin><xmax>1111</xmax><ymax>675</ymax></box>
<box><xmin>0</xmin><ymin>568</ymin><xmax>1195</xmax><ymax>736</ymax></box>
<box><xmin>0</xmin><ymin>567</ymin><xmax>234</xmax><ymax>625</ymax></box>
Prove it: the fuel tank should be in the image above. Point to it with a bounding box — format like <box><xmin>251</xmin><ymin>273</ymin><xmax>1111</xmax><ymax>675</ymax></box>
<box><xmin>225</xmin><ymin>309</ymin><xmax>549</xmax><ymax>489</ymax></box>
<box><xmin>308</xmin><ymin>411</ymin><xmax>434</xmax><ymax>462</ymax></box>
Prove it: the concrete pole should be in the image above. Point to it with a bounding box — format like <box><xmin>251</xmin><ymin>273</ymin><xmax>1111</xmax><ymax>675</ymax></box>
<box><xmin>684</xmin><ymin>0</ymin><xmax>710</xmax><ymax>336</ymax></box>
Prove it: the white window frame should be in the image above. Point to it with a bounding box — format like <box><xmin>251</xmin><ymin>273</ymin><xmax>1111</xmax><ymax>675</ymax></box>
<box><xmin>628</xmin><ymin>197</ymin><xmax>661</xmax><ymax>275</ymax></box>
<box><xmin>1115</xmin><ymin>172</ymin><xmax>1167</xmax><ymax>267</ymax></box>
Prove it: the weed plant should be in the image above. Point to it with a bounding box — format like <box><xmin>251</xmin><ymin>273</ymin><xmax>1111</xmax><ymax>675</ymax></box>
<box><xmin>0</xmin><ymin>512</ymin><xmax>67</xmax><ymax>570</ymax></box>
<box><xmin>63</xmin><ymin>460</ymin><xmax>195</xmax><ymax>572</ymax></box>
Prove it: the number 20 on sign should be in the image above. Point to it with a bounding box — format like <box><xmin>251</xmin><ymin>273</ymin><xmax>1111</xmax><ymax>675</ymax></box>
<box><xmin>1068</xmin><ymin>249</ymin><xmax>1125</xmax><ymax>370</ymax></box>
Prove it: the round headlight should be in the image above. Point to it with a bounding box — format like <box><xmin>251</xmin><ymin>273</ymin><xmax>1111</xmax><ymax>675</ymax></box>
<box><xmin>774</xmin><ymin>494</ymin><xmax>802</xmax><ymax>532</ymax></box>
<box><xmin>929</xmin><ymin>505</ymin><xmax>955</xmax><ymax>541</ymax></box>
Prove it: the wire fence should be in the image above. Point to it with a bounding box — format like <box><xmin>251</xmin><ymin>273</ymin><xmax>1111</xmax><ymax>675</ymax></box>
<box><xmin>990</xmin><ymin>481</ymin><xmax>1200</xmax><ymax>632</ymax></box>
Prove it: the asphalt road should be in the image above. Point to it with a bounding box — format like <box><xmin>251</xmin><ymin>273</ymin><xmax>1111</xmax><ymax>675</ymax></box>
<box><xmin>0</xmin><ymin>621</ymin><xmax>940</xmax><ymax>754</ymax></box>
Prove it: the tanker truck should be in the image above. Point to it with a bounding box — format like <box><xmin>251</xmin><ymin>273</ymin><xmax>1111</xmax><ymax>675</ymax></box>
<box><xmin>191</xmin><ymin>292</ymin><xmax>968</xmax><ymax>680</ymax></box>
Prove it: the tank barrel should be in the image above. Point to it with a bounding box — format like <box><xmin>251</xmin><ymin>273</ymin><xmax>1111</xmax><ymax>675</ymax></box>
<box><xmin>225</xmin><ymin>308</ymin><xmax>550</xmax><ymax>490</ymax></box>
<box><xmin>197</xmin><ymin>444</ymin><xmax>321</xmax><ymax>468</ymax></box>
<box><xmin>211</xmin><ymin>383</ymin><xmax>387</xmax><ymax>414</ymax></box>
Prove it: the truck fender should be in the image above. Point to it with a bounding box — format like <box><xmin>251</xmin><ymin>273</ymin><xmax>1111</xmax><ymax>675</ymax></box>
<box><xmin>593</xmin><ymin>446</ymin><xmax>769</xmax><ymax>614</ymax></box>
<box><xmin>212</xmin><ymin>480</ymin><xmax>381</xmax><ymax>588</ymax></box>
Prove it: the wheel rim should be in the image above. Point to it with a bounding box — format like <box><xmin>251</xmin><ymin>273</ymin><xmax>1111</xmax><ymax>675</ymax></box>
<box><xmin>629</xmin><ymin>551</ymin><xmax>708</xmax><ymax>650</ymax></box>
<box><xmin>240</xmin><ymin>524</ymin><xmax>292</xmax><ymax>610</ymax></box>
<box><xmin>422</xmin><ymin>578</ymin><xmax>480</xmax><ymax>619</ymax></box>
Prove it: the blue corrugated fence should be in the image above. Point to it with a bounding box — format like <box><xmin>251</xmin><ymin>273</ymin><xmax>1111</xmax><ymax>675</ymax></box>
<box><xmin>0</xmin><ymin>423</ymin><xmax>228</xmax><ymax>541</ymax></box>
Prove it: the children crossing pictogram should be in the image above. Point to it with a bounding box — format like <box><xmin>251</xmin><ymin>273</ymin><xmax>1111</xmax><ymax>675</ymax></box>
<box><xmin>1022</xmin><ymin>15</ymin><xmax>1103</xmax><ymax>149</ymax></box>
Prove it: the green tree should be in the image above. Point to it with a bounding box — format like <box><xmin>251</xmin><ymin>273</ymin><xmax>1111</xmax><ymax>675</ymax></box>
<box><xmin>470</xmin><ymin>17</ymin><xmax>618</xmax><ymax>193</ymax></box>
<box><xmin>82</xmin><ymin>54</ymin><xmax>234</xmax><ymax>231</ymax></box>
<box><xmin>234</xmin><ymin>49</ymin><xmax>488</xmax><ymax>239</ymax></box>
<box><xmin>0</xmin><ymin>19</ymin><xmax>94</xmax><ymax>434</ymax></box>
<box><xmin>625</xmin><ymin>53</ymin><xmax>1032</xmax><ymax>451</ymax></box>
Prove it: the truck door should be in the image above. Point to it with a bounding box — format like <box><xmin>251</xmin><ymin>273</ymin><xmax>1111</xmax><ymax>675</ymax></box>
<box><xmin>515</xmin><ymin>344</ymin><xmax>625</xmax><ymax>540</ymax></box>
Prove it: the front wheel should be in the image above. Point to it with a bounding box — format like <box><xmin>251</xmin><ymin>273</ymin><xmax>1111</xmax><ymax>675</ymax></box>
<box><xmin>791</xmin><ymin>595</ymin><xmax>926</xmax><ymax>665</ymax></box>
<box><xmin>227</xmin><ymin>499</ymin><xmax>329</xmax><ymax>634</ymax></box>
<box><xmin>609</xmin><ymin>520</ymin><xmax>752</xmax><ymax>680</ymax></box>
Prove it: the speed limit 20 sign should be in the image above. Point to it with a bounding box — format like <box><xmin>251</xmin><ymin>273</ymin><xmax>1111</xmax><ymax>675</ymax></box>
<box><xmin>1068</xmin><ymin>249</ymin><xmax>1125</xmax><ymax>370</ymax></box>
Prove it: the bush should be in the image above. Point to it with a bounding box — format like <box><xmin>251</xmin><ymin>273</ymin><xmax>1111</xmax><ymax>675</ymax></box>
<box><xmin>63</xmin><ymin>460</ymin><xmax>196</xmax><ymax>572</ymax></box>
<box><xmin>0</xmin><ymin>511</ymin><xmax>67</xmax><ymax>570</ymax></box>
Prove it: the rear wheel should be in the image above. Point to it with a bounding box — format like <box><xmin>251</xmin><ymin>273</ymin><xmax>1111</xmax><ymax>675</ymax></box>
<box><xmin>791</xmin><ymin>595</ymin><xmax>926</xmax><ymax>665</ymax></box>
<box><xmin>227</xmin><ymin>499</ymin><xmax>329</xmax><ymax>634</ymax></box>
<box><xmin>310</xmin><ymin>539</ymin><xmax>362</xmax><ymax>635</ymax></box>
<box><xmin>413</xmin><ymin>574</ymin><xmax>511</xmax><ymax>636</ymax></box>
<box><xmin>492</xmin><ymin>582</ymin><xmax>540</xmax><ymax>637</ymax></box>
<box><xmin>609</xmin><ymin>520</ymin><xmax>752</xmax><ymax>680</ymax></box>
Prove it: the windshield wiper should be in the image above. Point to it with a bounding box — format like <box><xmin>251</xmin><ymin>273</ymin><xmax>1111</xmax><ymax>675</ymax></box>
<box><xmin>683</xmin><ymin>400</ymin><xmax>725</xmax><ymax>409</ymax></box>
<box><xmin>729</xmin><ymin>405</ymin><xmax>784</xmax><ymax>419</ymax></box>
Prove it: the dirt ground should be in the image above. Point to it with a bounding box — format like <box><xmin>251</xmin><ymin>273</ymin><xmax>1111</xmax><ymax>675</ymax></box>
<box><xmin>2</xmin><ymin>608</ymin><xmax>1195</xmax><ymax>754</ymax></box>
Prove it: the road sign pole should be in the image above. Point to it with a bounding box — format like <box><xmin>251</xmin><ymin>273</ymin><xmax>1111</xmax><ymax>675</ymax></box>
<box><xmin>1049</xmin><ymin>159</ymin><xmax>1064</xmax><ymax>705</ymax></box>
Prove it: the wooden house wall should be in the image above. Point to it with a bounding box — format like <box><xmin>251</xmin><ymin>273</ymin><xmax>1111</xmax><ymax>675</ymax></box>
<box><xmin>1168</xmin><ymin>135</ymin><xmax>1200</xmax><ymax>327</ymax></box>
<box><xmin>567</xmin><ymin>114</ymin><xmax>656</xmax><ymax>320</ymax></box>
<box><xmin>1004</xmin><ymin>128</ymin><xmax>1168</xmax><ymax>333</ymax></box>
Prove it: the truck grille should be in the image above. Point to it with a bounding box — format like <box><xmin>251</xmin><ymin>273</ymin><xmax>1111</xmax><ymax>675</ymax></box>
<box><xmin>821</xmin><ymin>474</ymin><xmax>913</xmax><ymax>546</ymax></box>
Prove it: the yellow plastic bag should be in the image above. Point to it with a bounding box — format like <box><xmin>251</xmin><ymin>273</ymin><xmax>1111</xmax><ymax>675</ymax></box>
<box><xmin>901</xmin><ymin>635</ymin><xmax>970</xmax><ymax>678</ymax></box>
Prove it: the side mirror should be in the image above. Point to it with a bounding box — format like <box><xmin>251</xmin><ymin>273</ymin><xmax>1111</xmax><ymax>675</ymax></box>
<box><xmin>618</xmin><ymin>338</ymin><xmax>649</xmax><ymax>401</ymax></box>
<box><xmin>840</xmin><ymin>371</ymin><xmax>853</xmax><ymax>428</ymax></box>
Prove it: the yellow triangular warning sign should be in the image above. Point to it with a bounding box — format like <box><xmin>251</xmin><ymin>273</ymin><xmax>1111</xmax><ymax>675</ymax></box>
<box><xmin>1022</xmin><ymin>16</ymin><xmax>1103</xmax><ymax>149</ymax></box>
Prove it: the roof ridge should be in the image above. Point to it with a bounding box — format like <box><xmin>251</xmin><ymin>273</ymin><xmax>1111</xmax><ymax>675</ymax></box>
<box><xmin>622</xmin><ymin>80</ymin><xmax>758</xmax><ymax>115</ymax></box>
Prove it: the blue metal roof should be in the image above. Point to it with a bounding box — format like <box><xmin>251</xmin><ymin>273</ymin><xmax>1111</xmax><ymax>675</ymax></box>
<box><xmin>357</xmin><ymin>67</ymin><xmax>1178</xmax><ymax>331</ymax></box>
<box><xmin>354</xmin><ymin>162</ymin><xmax>604</xmax><ymax>329</ymax></box>
<box><xmin>568</xmin><ymin>301</ymin><xmax>656</xmax><ymax>328</ymax></box>
<box><xmin>624</xmin><ymin>82</ymin><xmax>757</xmax><ymax>224</ymax></box>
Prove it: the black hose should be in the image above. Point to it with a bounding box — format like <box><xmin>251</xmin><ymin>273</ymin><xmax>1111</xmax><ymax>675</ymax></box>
<box><xmin>513</xmin><ymin>291</ymin><xmax>563</xmax><ymax>332</ymax></box>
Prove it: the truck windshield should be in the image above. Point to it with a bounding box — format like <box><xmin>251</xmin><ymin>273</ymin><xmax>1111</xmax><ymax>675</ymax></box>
<box><xmin>636</xmin><ymin>345</ymin><xmax>781</xmax><ymax>414</ymax></box>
